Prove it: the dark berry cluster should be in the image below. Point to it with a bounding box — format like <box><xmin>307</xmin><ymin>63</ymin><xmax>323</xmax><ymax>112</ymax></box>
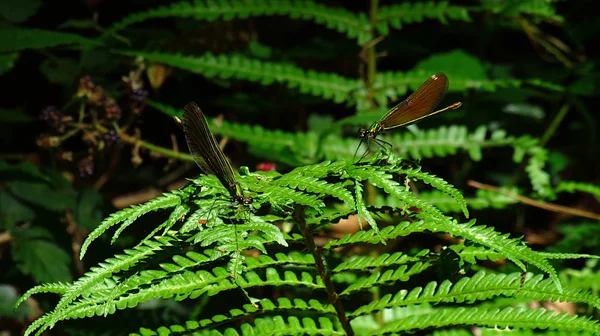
<box><xmin>128</xmin><ymin>88</ymin><xmax>148</xmax><ymax>115</ymax></box>
<box><xmin>102</xmin><ymin>129</ymin><xmax>122</xmax><ymax>146</ymax></box>
<box><xmin>77</xmin><ymin>75</ymin><xmax>106</xmax><ymax>106</ymax></box>
<box><xmin>36</xmin><ymin>133</ymin><xmax>59</xmax><ymax>148</ymax></box>
<box><xmin>105</xmin><ymin>102</ymin><xmax>122</xmax><ymax>120</ymax></box>
<box><xmin>78</xmin><ymin>157</ymin><xmax>94</xmax><ymax>177</ymax></box>
<box><xmin>39</xmin><ymin>106</ymin><xmax>66</xmax><ymax>131</ymax></box>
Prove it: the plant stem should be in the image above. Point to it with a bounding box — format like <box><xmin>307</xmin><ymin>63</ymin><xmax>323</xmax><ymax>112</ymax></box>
<box><xmin>540</xmin><ymin>103</ymin><xmax>569</xmax><ymax>146</ymax></box>
<box><xmin>118</xmin><ymin>132</ymin><xmax>195</xmax><ymax>162</ymax></box>
<box><xmin>366</xmin><ymin>0</ymin><xmax>379</xmax><ymax>110</ymax></box>
<box><xmin>294</xmin><ymin>204</ymin><xmax>354</xmax><ymax>336</ymax></box>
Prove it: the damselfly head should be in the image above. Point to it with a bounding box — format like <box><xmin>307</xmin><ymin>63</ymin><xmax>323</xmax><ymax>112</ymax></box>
<box><xmin>358</xmin><ymin>127</ymin><xmax>367</xmax><ymax>138</ymax></box>
<box><xmin>237</xmin><ymin>196</ymin><xmax>253</xmax><ymax>207</ymax></box>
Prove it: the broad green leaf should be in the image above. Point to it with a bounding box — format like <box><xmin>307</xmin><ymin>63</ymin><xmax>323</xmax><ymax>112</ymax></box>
<box><xmin>0</xmin><ymin>108</ymin><xmax>33</xmax><ymax>123</ymax></box>
<box><xmin>6</xmin><ymin>181</ymin><xmax>75</xmax><ymax>211</ymax></box>
<box><xmin>0</xmin><ymin>53</ymin><xmax>19</xmax><ymax>75</ymax></box>
<box><xmin>0</xmin><ymin>0</ymin><xmax>41</xmax><ymax>22</ymax></box>
<box><xmin>11</xmin><ymin>234</ymin><xmax>72</xmax><ymax>284</ymax></box>
<box><xmin>0</xmin><ymin>28</ymin><xmax>101</xmax><ymax>53</ymax></box>
<box><xmin>0</xmin><ymin>284</ymin><xmax>30</xmax><ymax>317</ymax></box>
<box><xmin>74</xmin><ymin>189</ymin><xmax>104</xmax><ymax>230</ymax></box>
<box><xmin>0</xmin><ymin>191</ymin><xmax>35</xmax><ymax>229</ymax></box>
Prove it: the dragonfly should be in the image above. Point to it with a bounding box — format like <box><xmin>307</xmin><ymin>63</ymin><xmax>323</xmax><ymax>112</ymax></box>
<box><xmin>356</xmin><ymin>72</ymin><xmax>462</xmax><ymax>161</ymax></box>
<box><xmin>182</xmin><ymin>102</ymin><xmax>253</xmax><ymax>211</ymax></box>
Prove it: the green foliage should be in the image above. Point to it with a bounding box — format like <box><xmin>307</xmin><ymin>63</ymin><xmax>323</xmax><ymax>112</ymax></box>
<box><xmin>5</xmin><ymin>0</ymin><xmax>600</xmax><ymax>335</ymax></box>
<box><xmin>556</xmin><ymin>181</ymin><xmax>600</xmax><ymax>198</ymax></box>
<box><xmin>119</xmin><ymin>50</ymin><xmax>361</xmax><ymax>104</ymax></box>
<box><xmin>101</xmin><ymin>0</ymin><xmax>373</xmax><ymax>44</ymax></box>
<box><xmin>19</xmin><ymin>155</ymin><xmax>598</xmax><ymax>335</ymax></box>
<box><xmin>0</xmin><ymin>28</ymin><xmax>100</xmax><ymax>53</ymax></box>
<box><xmin>376</xmin><ymin>2</ymin><xmax>471</xmax><ymax>34</ymax></box>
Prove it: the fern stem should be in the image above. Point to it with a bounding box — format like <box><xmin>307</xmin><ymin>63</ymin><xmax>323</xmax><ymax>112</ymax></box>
<box><xmin>539</xmin><ymin>103</ymin><xmax>569</xmax><ymax>146</ymax></box>
<box><xmin>366</xmin><ymin>0</ymin><xmax>379</xmax><ymax>110</ymax></box>
<box><xmin>468</xmin><ymin>180</ymin><xmax>600</xmax><ymax>221</ymax></box>
<box><xmin>294</xmin><ymin>204</ymin><xmax>354</xmax><ymax>336</ymax></box>
<box><xmin>118</xmin><ymin>130</ymin><xmax>195</xmax><ymax>162</ymax></box>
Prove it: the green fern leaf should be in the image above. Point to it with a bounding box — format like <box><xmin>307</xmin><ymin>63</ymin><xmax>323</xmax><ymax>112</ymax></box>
<box><xmin>0</xmin><ymin>28</ymin><xmax>100</xmax><ymax>53</ymax></box>
<box><xmin>340</xmin><ymin>262</ymin><xmax>433</xmax><ymax>296</ymax></box>
<box><xmin>118</xmin><ymin>50</ymin><xmax>361</xmax><ymax>104</ymax></box>
<box><xmin>395</xmin><ymin>167</ymin><xmax>469</xmax><ymax>217</ymax></box>
<box><xmin>325</xmin><ymin>220</ymin><xmax>419</xmax><ymax>249</ymax></box>
<box><xmin>377</xmin><ymin>1</ymin><xmax>471</xmax><ymax>33</ymax></box>
<box><xmin>333</xmin><ymin>249</ymin><xmax>430</xmax><ymax>272</ymax></box>
<box><xmin>556</xmin><ymin>181</ymin><xmax>600</xmax><ymax>198</ymax></box>
<box><xmin>354</xmin><ymin>180</ymin><xmax>379</xmax><ymax>233</ymax></box>
<box><xmin>101</xmin><ymin>0</ymin><xmax>372</xmax><ymax>44</ymax></box>
<box><xmin>245</xmin><ymin>252</ymin><xmax>315</xmax><ymax>270</ymax></box>
<box><xmin>420</xmin><ymin>217</ymin><xmax>561</xmax><ymax>291</ymax></box>
<box><xmin>80</xmin><ymin>191</ymin><xmax>181</xmax><ymax>259</ymax></box>
<box><xmin>374</xmin><ymin>306</ymin><xmax>599</xmax><ymax>334</ymax></box>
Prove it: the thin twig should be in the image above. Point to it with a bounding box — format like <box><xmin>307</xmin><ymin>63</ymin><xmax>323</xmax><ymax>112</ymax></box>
<box><xmin>468</xmin><ymin>180</ymin><xmax>600</xmax><ymax>221</ymax></box>
<box><xmin>294</xmin><ymin>204</ymin><xmax>354</xmax><ymax>336</ymax></box>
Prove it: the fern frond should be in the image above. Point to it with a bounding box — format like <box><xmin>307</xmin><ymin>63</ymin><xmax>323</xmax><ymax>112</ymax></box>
<box><xmin>118</xmin><ymin>50</ymin><xmax>361</xmax><ymax>104</ymax></box>
<box><xmin>556</xmin><ymin>181</ymin><xmax>600</xmax><ymax>198</ymax></box>
<box><xmin>376</xmin><ymin>70</ymin><xmax>564</xmax><ymax>99</ymax></box>
<box><xmin>0</xmin><ymin>28</ymin><xmax>100</xmax><ymax>53</ymax></box>
<box><xmin>38</xmin><ymin>236</ymin><xmax>180</xmax><ymax>334</ymax></box>
<box><xmin>130</xmin><ymin>298</ymin><xmax>337</xmax><ymax>336</ymax></box>
<box><xmin>452</xmin><ymin>244</ymin><xmax>504</xmax><ymax>264</ymax></box>
<box><xmin>395</xmin><ymin>167</ymin><xmax>469</xmax><ymax>217</ymax></box>
<box><xmin>80</xmin><ymin>191</ymin><xmax>182</xmax><ymax>258</ymax></box>
<box><xmin>376</xmin><ymin>1</ymin><xmax>471</xmax><ymax>34</ymax></box>
<box><xmin>324</xmin><ymin>220</ymin><xmax>418</xmax><ymax>249</ymax></box>
<box><xmin>333</xmin><ymin>250</ymin><xmax>430</xmax><ymax>273</ymax></box>
<box><xmin>275</xmin><ymin>173</ymin><xmax>354</xmax><ymax>207</ymax></box>
<box><xmin>479</xmin><ymin>0</ymin><xmax>563</xmax><ymax>22</ymax></box>
<box><xmin>525</xmin><ymin>146</ymin><xmax>553</xmax><ymax>198</ymax></box>
<box><xmin>101</xmin><ymin>0</ymin><xmax>372</xmax><ymax>44</ymax></box>
<box><xmin>339</xmin><ymin>262</ymin><xmax>433</xmax><ymax>296</ymax></box>
<box><xmin>418</xmin><ymin>189</ymin><xmax>518</xmax><ymax>213</ymax></box>
<box><xmin>264</xmin><ymin>185</ymin><xmax>325</xmax><ymax>212</ymax></box>
<box><xmin>14</xmin><ymin>282</ymin><xmax>72</xmax><ymax>309</ymax></box>
<box><xmin>351</xmin><ymin>167</ymin><xmax>445</xmax><ymax>219</ymax></box>
<box><xmin>245</xmin><ymin>252</ymin><xmax>315</xmax><ymax>271</ymax></box>
<box><xmin>350</xmin><ymin>271</ymin><xmax>600</xmax><ymax>318</ymax></box>
<box><xmin>420</xmin><ymin>217</ymin><xmax>561</xmax><ymax>291</ymax></box>
<box><xmin>373</xmin><ymin>306</ymin><xmax>599</xmax><ymax>335</ymax></box>
<box><xmin>385</xmin><ymin>125</ymin><xmax>489</xmax><ymax>161</ymax></box>
<box><xmin>138</xmin><ymin>315</ymin><xmax>345</xmax><ymax>336</ymax></box>
<box><xmin>354</xmin><ymin>180</ymin><xmax>379</xmax><ymax>233</ymax></box>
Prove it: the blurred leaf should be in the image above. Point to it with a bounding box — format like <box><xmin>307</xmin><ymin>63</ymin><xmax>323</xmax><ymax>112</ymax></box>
<box><xmin>0</xmin><ymin>160</ymin><xmax>51</xmax><ymax>182</ymax></box>
<box><xmin>307</xmin><ymin>114</ymin><xmax>334</xmax><ymax>133</ymax></box>
<box><xmin>58</xmin><ymin>18</ymin><xmax>98</xmax><ymax>30</ymax></box>
<box><xmin>502</xmin><ymin>103</ymin><xmax>545</xmax><ymax>120</ymax></box>
<box><xmin>547</xmin><ymin>151</ymin><xmax>570</xmax><ymax>176</ymax></box>
<box><xmin>0</xmin><ymin>284</ymin><xmax>30</xmax><ymax>318</ymax></box>
<box><xmin>147</xmin><ymin>63</ymin><xmax>172</xmax><ymax>89</ymax></box>
<box><xmin>11</xmin><ymin>228</ymin><xmax>72</xmax><ymax>283</ymax></box>
<box><xmin>6</xmin><ymin>180</ymin><xmax>75</xmax><ymax>211</ymax></box>
<box><xmin>247</xmin><ymin>40</ymin><xmax>273</xmax><ymax>59</ymax></box>
<box><xmin>0</xmin><ymin>52</ymin><xmax>19</xmax><ymax>75</ymax></box>
<box><xmin>414</xmin><ymin>49</ymin><xmax>488</xmax><ymax>90</ymax></box>
<box><xmin>0</xmin><ymin>191</ymin><xmax>35</xmax><ymax>229</ymax></box>
<box><xmin>0</xmin><ymin>108</ymin><xmax>33</xmax><ymax>123</ymax></box>
<box><xmin>74</xmin><ymin>189</ymin><xmax>104</xmax><ymax>231</ymax></box>
<box><xmin>80</xmin><ymin>49</ymin><xmax>115</xmax><ymax>73</ymax></box>
<box><xmin>40</xmin><ymin>58</ymin><xmax>80</xmax><ymax>85</ymax></box>
<box><xmin>569</xmin><ymin>75</ymin><xmax>598</xmax><ymax>96</ymax></box>
<box><xmin>0</xmin><ymin>0</ymin><xmax>41</xmax><ymax>22</ymax></box>
<box><xmin>0</xmin><ymin>28</ymin><xmax>101</xmax><ymax>53</ymax></box>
